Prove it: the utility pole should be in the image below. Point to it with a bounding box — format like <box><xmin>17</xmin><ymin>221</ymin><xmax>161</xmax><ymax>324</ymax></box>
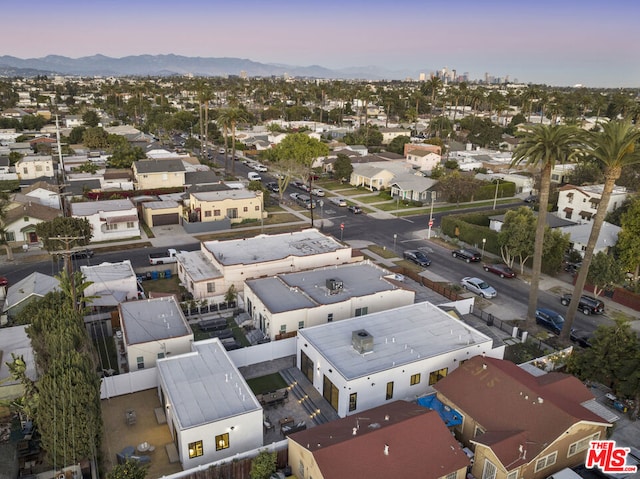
<box><xmin>49</xmin><ymin>235</ymin><xmax>85</xmax><ymax>311</ymax></box>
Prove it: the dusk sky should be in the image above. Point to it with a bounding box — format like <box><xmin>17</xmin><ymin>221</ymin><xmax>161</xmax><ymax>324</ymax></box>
<box><xmin>3</xmin><ymin>0</ymin><xmax>639</xmax><ymax>88</ymax></box>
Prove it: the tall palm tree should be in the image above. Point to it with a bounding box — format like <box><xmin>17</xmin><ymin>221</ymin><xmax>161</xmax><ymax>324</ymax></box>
<box><xmin>511</xmin><ymin>124</ymin><xmax>582</xmax><ymax>328</ymax></box>
<box><xmin>217</xmin><ymin>106</ymin><xmax>249</xmax><ymax>175</ymax></box>
<box><xmin>0</xmin><ymin>192</ymin><xmax>13</xmax><ymax>261</ymax></box>
<box><xmin>561</xmin><ymin>120</ymin><xmax>640</xmax><ymax>340</ymax></box>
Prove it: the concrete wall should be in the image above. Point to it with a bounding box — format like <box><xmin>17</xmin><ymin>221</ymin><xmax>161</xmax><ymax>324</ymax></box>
<box><xmin>227</xmin><ymin>337</ymin><xmax>296</xmax><ymax>368</ymax></box>
<box><xmin>100</xmin><ymin>367</ymin><xmax>158</xmax><ymax>399</ymax></box>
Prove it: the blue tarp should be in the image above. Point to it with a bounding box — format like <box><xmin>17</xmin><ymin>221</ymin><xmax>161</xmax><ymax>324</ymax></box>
<box><xmin>417</xmin><ymin>394</ymin><xmax>463</xmax><ymax>427</ymax></box>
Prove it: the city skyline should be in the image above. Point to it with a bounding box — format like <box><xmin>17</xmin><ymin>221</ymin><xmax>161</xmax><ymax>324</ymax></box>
<box><xmin>2</xmin><ymin>0</ymin><xmax>639</xmax><ymax>88</ymax></box>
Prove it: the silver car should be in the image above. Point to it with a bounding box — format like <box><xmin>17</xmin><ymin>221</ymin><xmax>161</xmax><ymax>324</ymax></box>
<box><xmin>461</xmin><ymin>277</ymin><xmax>497</xmax><ymax>299</ymax></box>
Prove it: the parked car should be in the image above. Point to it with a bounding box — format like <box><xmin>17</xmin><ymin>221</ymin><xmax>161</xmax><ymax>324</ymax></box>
<box><xmin>535</xmin><ymin>308</ymin><xmax>566</xmax><ymax>334</ymax></box>
<box><xmin>524</xmin><ymin>195</ymin><xmax>538</xmax><ymax>203</ymax></box>
<box><xmin>311</xmin><ymin>188</ymin><xmax>325</xmax><ymax>197</ymax></box>
<box><xmin>560</xmin><ymin>293</ymin><xmax>605</xmax><ymax>315</ymax></box>
<box><xmin>71</xmin><ymin>248</ymin><xmax>95</xmax><ymax>259</ymax></box>
<box><xmin>348</xmin><ymin>205</ymin><xmax>362</xmax><ymax>214</ymax></box>
<box><xmin>0</xmin><ymin>276</ymin><xmax>8</xmax><ymax>287</ymax></box>
<box><xmin>292</xmin><ymin>181</ymin><xmax>304</xmax><ymax>189</ymax></box>
<box><xmin>253</xmin><ymin>164</ymin><xmax>268</xmax><ymax>172</ymax></box>
<box><xmin>248</xmin><ymin>172</ymin><xmax>262</xmax><ymax>181</ymax></box>
<box><xmin>330</xmin><ymin>197</ymin><xmax>347</xmax><ymax>207</ymax></box>
<box><xmin>452</xmin><ymin>248</ymin><xmax>482</xmax><ymax>263</ymax></box>
<box><xmin>266</xmin><ymin>182</ymin><xmax>280</xmax><ymax>193</ymax></box>
<box><xmin>461</xmin><ymin>277</ymin><xmax>497</xmax><ymax>298</ymax></box>
<box><xmin>403</xmin><ymin>250</ymin><xmax>432</xmax><ymax>267</ymax></box>
<box><xmin>218</xmin><ymin>148</ymin><xmax>226</xmax><ymax>154</ymax></box>
<box><xmin>483</xmin><ymin>263</ymin><xmax>516</xmax><ymax>278</ymax></box>
<box><xmin>563</xmin><ymin>261</ymin><xmax>582</xmax><ymax>275</ymax></box>
<box><xmin>289</xmin><ymin>192</ymin><xmax>299</xmax><ymax>201</ymax></box>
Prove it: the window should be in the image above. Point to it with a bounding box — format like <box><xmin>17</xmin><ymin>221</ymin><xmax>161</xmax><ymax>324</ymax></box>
<box><xmin>5</xmin><ymin>232</ymin><xmax>15</xmax><ymax>241</ymax></box>
<box><xmin>280</xmin><ymin>324</ymin><xmax>286</xmax><ymax>333</ymax></box>
<box><xmin>355</xmin><ymin>307</ymin><xmax>368</xmax><ymax>317</ymax></box>
<box><xmin>386</xmin><ymin>381</ymin><xmax>394</xmax><ymax>400</ymax></box>
<box><xmin>106</xmin><ymin>223</ymin><xmax>118</xmax><ymax>231</ymax></box>
<box><xmin>162</xmin><ymin>173</ymin><xmax>168</xmax><ymax>181</ymax></box>
<box><xmin>506</xmin><ymin>472</ymin><xmax>518</xmax><ymax>479</ymax></box>
<box><xmin>127</xmin><ymin>221</ymin><xmax>135</xmax><ymax>228</ymax></box>
<box><xmin>349</xmin><ymin>393</ymin><xmax>357</xmax><ymax>412</ymax></box>
<box><xmin>215</xmin><ymin>433</ymin><xmax>229</xmax><ymax>451</ymax></box>
<box><xmin>188</xmin><ymin>440</ymin><xmax>203</xmax><ymax>458</ymax></box>
<box><xmin>23</xmin><ymin>216</ymin><xmax>29</xmax><ymax>222</ymax></box>
<box><xmin>429</xmin><ymin>367</ymin><xmax>448</xmax><ymax>385</ymax></box>
<box><xmin>255</xmin><ymin>205</ymin><xmax>260</xmax><ymax>211</ymax></box>
<box><xmin>157</xmin><ymin>352</ymin><xmax>165</xmax><ymax>359</ymax></box>
<box><xmin>299</xmin><ymin>460</ymin><xmax>304</xmax><ymax>477</ymax></box>
<box><xmin>445</xmin><ymin>473</ymin><xmax>458</xmax><ymax>479</ymax></box>
<box><xmin>226</xmin><ymin>208</ymin><xmax>238</xmax><ymax>219</ymax></box>
<box><xmin>569</xmin><ymin>433</ymin><xmax>600</xmax><ymax>457</ymax></box>
<box><xmin>410</xmin><ymin>373</ymin><xmax>421</xmax><ymax>386</ymax></box>
<box><xmin>243</xmin><ymin>206</ymin><xmax>248</xmax><ymax>212</ymax></box>
<box><xmin>482</xmin><ymin>459</ymin><xmax>497</xmax><ymax>479</ymax></box>
<box><xmin>214</xmin><ymin>209</ymin><xmax>221</xmax><ymax>216</ymax></box>
<box><xmin>136</xmin><ymin>356</ymin><xmax>144</xmax><ymax>370</ymax></box>
<box><xmin>298</xmin><ymin>320</ymin><xmax>304</xmax><ymax>330</ymax></box>
<box><xmin>35</xmin><ymin>165</ymin><xmax>43</xmax><ymax>172</ymax></box>
<box><xmin>23</xmin><ymin>167</ymin><xmax>28</xmax><ymax>174</ymax></box>
<box><xmin>207</xmin><ymin>283</ymin><xmax>215</xmax><ymax>293</ymax></box>
<box><xmin>327</xmin><ymin>313</ymin><xmax>333</xmax><ymax>322</ymax></box>
<box><xmin>535</xmin><ymin>451</ymin><xmax>557</xmax><ymax>472</ymax></box>
<box><xmin>205</xmin><ymin>211</ymin><xmax>212</xmax><ymax>217</ymax></box>
<box><xmin>474</xmin><ymin>425</ymin><xmax>485</xmax><ymax>437</ymax></box>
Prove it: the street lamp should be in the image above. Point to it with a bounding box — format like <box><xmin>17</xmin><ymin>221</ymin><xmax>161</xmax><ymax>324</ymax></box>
<box><xmin>482</xmin><ymin>238</ymin><xmax>486</xmax><ymax>259</ymax></box>
<box><xmin>393</xmin><ymin>233</ymin><xmax>397</xmax><ymax>252</ymax></box>
<box><xmin>427</xmin><ymin>191</ymin><xmax>435</xmax><ymax>239</ymax></box>
<box><xmin>493</xmin><ymin>179</ymin><xmax>500</xmax><ymax>210</ymax></box>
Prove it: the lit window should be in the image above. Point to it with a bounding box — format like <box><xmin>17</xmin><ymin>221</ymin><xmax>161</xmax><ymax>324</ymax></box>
<box><xmin>349</xmin><ymin>393</ymin><xmax>357</xmax><ymax>412</ymax></box>
<box><xmin>386</xmin><ymin>381</ymin><xmax>394</xmax><ymax>400</ymax></box>
<box><xmin>410</xmin><ymin>373</ymin><xmax>420</xmax><ymax>386</ymax></box>
<box><xmin>188</xmin><ymin>440</ymin><xmax>203</xmax><ymax>458</ymax></box>
<box><xmin>429</xmin><ymin>367</ymin><xmax>448</xmax><ymax>385</ymax></box>
<box><xmin>215</xmin><ymin>433</ymin><xmax>229</xmax><ymax>451</ymax></box>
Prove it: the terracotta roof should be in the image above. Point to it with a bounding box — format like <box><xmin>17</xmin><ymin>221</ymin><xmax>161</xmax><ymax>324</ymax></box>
<box><xmin>288</xmin><ymin>401</ymin><xmax>469</xmax><ymax>479</ymax></box>
<box><xmin>3</xmin><ymin>202</ymin><xmax>62</xmax><ymax>225</ymax></box>
<box><xmin>434</xmin><ymin>356</ymin><xmax>609</xmax><ymax>466</ymax></box>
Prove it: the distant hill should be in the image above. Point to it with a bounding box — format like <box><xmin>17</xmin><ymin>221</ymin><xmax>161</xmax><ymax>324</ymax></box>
<box><xmin>0</xmin><ymin>54</ymin><xmax>422</xmax><ymax>80</ymax></box>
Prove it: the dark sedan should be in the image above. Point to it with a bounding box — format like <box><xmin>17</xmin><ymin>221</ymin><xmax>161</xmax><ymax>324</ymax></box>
<box><xmin>483</xmin><ymin>263</ymin><xmax>516</xmax><ymax>278</ymax></box>
<box><xmin>452</xmin><ymin>248</ymin><xmax>482</xmax><ymax>263</ymax></box>
<box><xmin>403</xmin><ymin>250</ymin><xmax>432</xmax><ymax>267</ymax></box>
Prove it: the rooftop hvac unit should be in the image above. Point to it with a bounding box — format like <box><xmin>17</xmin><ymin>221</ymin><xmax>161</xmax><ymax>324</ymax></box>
<box><xmin>326</xmin><ymin>278</ymin><xmax>343</xmax><ymax>293</ymax></box>
<box><xmin>352</xmin><ymin>329</ymin><xmax>374</xmax><ymax>354</ymax></box>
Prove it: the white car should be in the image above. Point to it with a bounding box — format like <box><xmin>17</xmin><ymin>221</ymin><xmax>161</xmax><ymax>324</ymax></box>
<box><xmin>218</xmin><ymin>148</ymin><xmax>225</xmax><ymax>154</ymax></box>
<box><xmin>330</xmin><ymin>197</ymin><xmax>347</xmax><ymax>207</ymax></box>
<box><xmin>254</xmin><ymin>164</ymin><xmax>268</xmax><ymax>172</ymax></box>
<box><xmin>460</xmin><ymin>277</ymin><xmax>497</xmax><ymax>299</ymax></box>
<box><xmin>311</xmin><ymin>188</ymin><xmax>325</xmax><ymax>197</ymax></box>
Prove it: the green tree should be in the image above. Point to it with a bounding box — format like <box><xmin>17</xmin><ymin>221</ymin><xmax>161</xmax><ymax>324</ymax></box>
<box><xmin>249</xmin><ymin>450</ymin><xmax>277</xmax><ymax>479</ymax></box>
<box><xmin>566</xmin><ymin>161</ymin><xmax>604</xmax><ymax>185</ymax></box>
<box><xmin>0</xmin><ymin>191</ymin><xmax>13</xmax><ymax>261</ymax></box>
<box><xmin>83</xmin><ymin>126</ymin><xmax>109</xmax><ymax>149</ymax></box>
<box><xmin>107</xmin><ymin>459</ymin><xmax>149</xmax><ymax>479</ymax></box>
<box><xmin>35</xmin><ymin>217</ymin><xmax>93</xmax><ymax>274</ymax></box>
<box><xmin>333</xmin><ymin>154</ymin><xmax>353</xmax><ymax>183</ymax></box>
<box><xmin>82</xmin><ymin>110</ymin><xmax>100</xmax><ymax>127</ymax></box>
<box><xmin>497</xmin><ymin>207</ymin><xmax>536</xmax><ymax>271</ymax></box>
<box><xmin>68</xmin><ymin>126</ymin><xmax>86</xmax><ymax>144</ymax></box>
<box><xmin>511</xmin><ymin>124</ymin><xmax>582</xmax><ymax>328</ymax></box>
<box><xmin>587</xmin><ymin>251</ymin><xmax>624</xmax><ymax>296</ymax></box>
<box><xmin>387</xmin><ymin>135</ymin><xmax>410</xmax><ymax>155</ymax></box>
<box><xmin>564</xmin><ymin>120</ymin><xmax>640</xmax><ymax>341</ymax></box>
<box><xmin>541</xmin><ymin>227</ymin><xmax>571</xmax><ymax>275</ymax></box>
<box><xmin>436</xmin><ymin>171</ymin><xmax>482</xmax><ymax>204</ymax></box>
<box><xmin>616</xmin><ymin>197</ymin><xmax>640</xmax><ymax>281</ymax></box>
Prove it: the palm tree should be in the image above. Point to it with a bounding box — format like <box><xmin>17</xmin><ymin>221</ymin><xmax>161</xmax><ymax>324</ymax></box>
<box><xmin>561</xmin><ymin>119</ymin><xmax>640</xmax><ymax>340</ymax></box>
<box><xmin>217</xmin><ymin>106</ymin><xmax>249</xmax><ymax>175</ymax></box>
<box><xmin>511</xmin><ymin>124</ymin><xmax>582</xmax><ymax>328</ymax></box>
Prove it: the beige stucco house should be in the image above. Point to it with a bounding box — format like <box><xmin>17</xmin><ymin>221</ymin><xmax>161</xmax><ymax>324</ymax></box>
<box><xmin>133</xmin><ymin>159</ymin><xmax>186</xmax><ymax>190</ymax></box>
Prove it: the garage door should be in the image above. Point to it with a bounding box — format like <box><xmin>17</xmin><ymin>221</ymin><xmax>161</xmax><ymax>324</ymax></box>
<box><xmin>152</xmin><ymin>213</ymin><xmax>179</xmax><ymax>226</ymax></box>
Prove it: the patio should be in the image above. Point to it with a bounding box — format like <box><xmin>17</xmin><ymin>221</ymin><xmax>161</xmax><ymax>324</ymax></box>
<box><xmin>101</xmin><ymin>388</ymin><xmax>182</xmax><ymax>478</ymax></box>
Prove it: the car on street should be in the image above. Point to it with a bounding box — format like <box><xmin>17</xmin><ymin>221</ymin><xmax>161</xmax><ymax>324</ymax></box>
<box><xmin>348</xmin><ymin>205</ymin><xmax>362</xmax><ymax>214</ymax></box>
<box><xmin>218</xmin><ymin>148</ymin><xmax>226</xmax><ymax>154</ymax></box>
<box><xmin>330</xmin><ymin>197</ymin><xmax>347</xmax><ymax>207</ymax></box>
<box><xmin>289</xmin><ymin>192</ymin><xmax>299</xmax><ymax>201</ymax></box>
<box><xmin>0</xmin><ymin>276</ymin><xmax>8</xmax><ymax>287</ymax></box>
<box><xmin>71</xmin><ymin>249</ymin><xmax>94</xmax><ymax>259</ymax></box>
<box><xmin>452</xmin><ymin>248</ymin><xmax>482</xmax><ymax>263</ymax></box>
<box><xmin>266</xmin><ymin>182</ymin><xmax>280</xmax><ymax>193</ymax></box>
<box><xmin>311</xmin><ymin>188</ymin><xmax>325</xmax><ymax>197</ymax></box>
<box><xmin>560</xmin><ymin>293</ymin><xmax>605</xmax><ymax>315</ymax></box>
<box><xmin>253</xmin><ymin>164</ymin><xmax>268</xmax><ymax>172</ymax></box>
<box><xmin>483</xmin><ymin>263</ymin><xmax>516</xmax><ymax>278</ymax></box>
<box><xmin>403</xmin><ymin>250</ymin><xmax>432</xmax><ymax>267</ymax></box>
<box><xmin>535</xmin><ymin>308</ymin><xmax>566</xmax><ymax>334</ymax></box>
<box><xmin>524</xmin><ymin>195</ymin><xmax>538</xmax><ymax>203</ymax></box>
<box><xmin>461</xmin><ymin>277</ymin><xmax>497</xmax><ymax>298</ymax></box>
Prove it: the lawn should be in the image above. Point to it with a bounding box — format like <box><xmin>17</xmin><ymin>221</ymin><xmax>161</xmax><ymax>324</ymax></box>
<box><xmin>246</xmin><ymin>373</ymin><xmax>288</xmax><ymax>395</ymax></box>
<box><xmin>355</xmin><ymin>194</ymin><xmax>390</xmax><ymax>204</ymax></box>
<box><xmin>141</xmin><ymin>276</ymin><xmax>182</xmax><ymax>296</ymax></box>
<box><xmin>367</xmin><ymin>244</ymin><xmax>398</xmax><ymax>259</ymax></box>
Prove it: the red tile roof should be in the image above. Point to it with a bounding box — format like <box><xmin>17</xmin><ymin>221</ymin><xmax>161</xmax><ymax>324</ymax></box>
<box><xmin>434</xmin><ymin>357</ymin><xmax>609</xmax><ymax>465</ymax></box>
<box><xmin>288</xmin><ymin>400</ymin><xmax>469</xmax><ymax>479</ymax></box>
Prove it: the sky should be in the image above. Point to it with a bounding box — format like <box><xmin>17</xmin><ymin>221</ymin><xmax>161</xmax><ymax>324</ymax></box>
<box><xmin>2</xmin><ymin>0</ymin><xmax>639</xmax><ymax>88</ymax></box>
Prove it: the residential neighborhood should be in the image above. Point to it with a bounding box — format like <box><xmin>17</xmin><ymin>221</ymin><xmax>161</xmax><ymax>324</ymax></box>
<box><xmin>0</xmin><ymin>70</ymin><xmax>639</xmax><ymax>479</ymax></box>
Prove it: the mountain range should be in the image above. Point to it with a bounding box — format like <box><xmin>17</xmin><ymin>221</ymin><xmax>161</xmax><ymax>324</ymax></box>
<box><xmin>0</xmin><ymin>54</ymin><xmax>421</xmax><ymax>80</ymax></box>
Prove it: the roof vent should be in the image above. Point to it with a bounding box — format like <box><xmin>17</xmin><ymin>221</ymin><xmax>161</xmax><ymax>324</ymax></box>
<box><xmin>352</xmin><ymin>329</ymin><xmax>374</xmax><ymax>354</ymax></box>
<box><xmin>326</xmin><ymin>278</ymin><xmax>344</xmax><ymax>294</ymax></box>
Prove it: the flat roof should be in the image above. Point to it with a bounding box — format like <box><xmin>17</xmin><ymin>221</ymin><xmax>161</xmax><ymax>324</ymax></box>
<box><xmin>191</xmin><ymin>189</ymin><xmax>258</xmax><ymax>202</ymax></box>
<box><xmin>176</xmin><ymin>251</ymin><xmax>222</xmax><ymax>282</ymax></box>
<box><xmin>203</xmin><ymin>229</ymin><xmax>347</xmax><ymax>266</ymax></box>
<box><xmin>157</xmin><ymin>339</ymin><xmax>261</xmax><ymax>430</ymax></box>
<box><xmin>141</xmin><ymin>200</ymin><xmax>180</xmax><ymax>210</ymax></box>
<box><xmin>81</xmin><ymin>260</ymin><xmax>136</xmax><ymax>283</ymax></box>
<box><xmin>120</xmin><ymin>296</ymin><xmax>191</xmax><ymax>345</ymax></box>
<box><xmin>71</xmin><ymin>199</ymin><xmax>135</xmax><ymax>216</ymax></box>
<box><xmin>298</xmin><ymin>302</ymin><xmax>493</xmax><ymax>381</ymax></box>
<box><xmin>246</xmin><ymin>262</ymin><xmax>399</xmax><ymax>313</ymax></box>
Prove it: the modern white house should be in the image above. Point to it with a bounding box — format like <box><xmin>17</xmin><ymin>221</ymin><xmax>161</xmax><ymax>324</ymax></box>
<box><xmin>405</xmin><ymin>150</ymin><xmax>441</xmax><ymax>172</ymax></box>
<box><xmin>156</xmin><ymin>338</ymin><xmax>263</xmax><ymax>468</ymax></box>
<box><xmin>81</xmin><ymin>260</ymin><xmax>138</xmax><ymax>309</ymax></box>
<box><xmin>296</xmin><ymin>301</ymin><xmax>504</xmax><ymax>418</ymax></box>
<box><xmin>556</xmin><ymin>184</ymin><xmax>628</xmax><ymax>223</ymax></box>
<box><xmin>560</xmin><ymin>222</ymin><xmax>621</xmax><ymax>257</ymax></box>
<box><xmin>15</xmin><ymin>155</ymin><xmax>55</xmax><ymax>179</ymax></box>
<box><xmin>244</xmin><ymin>261</ymin><xmax>416</xmax><ymax>341</ymax></box>
<box><xmin>70</xmin><ymin>199</ymin><xmax>140</xmax><ymax>242</ymax></box>
<box><xmin>177</xmin><ymin>229</ymin><xmax>356</xmax><ymax>299</ymax></box>
<box><xmin>118</xmin><ymin>296</ymin><xmax>193</xmax><ymax>372</ymax></box>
